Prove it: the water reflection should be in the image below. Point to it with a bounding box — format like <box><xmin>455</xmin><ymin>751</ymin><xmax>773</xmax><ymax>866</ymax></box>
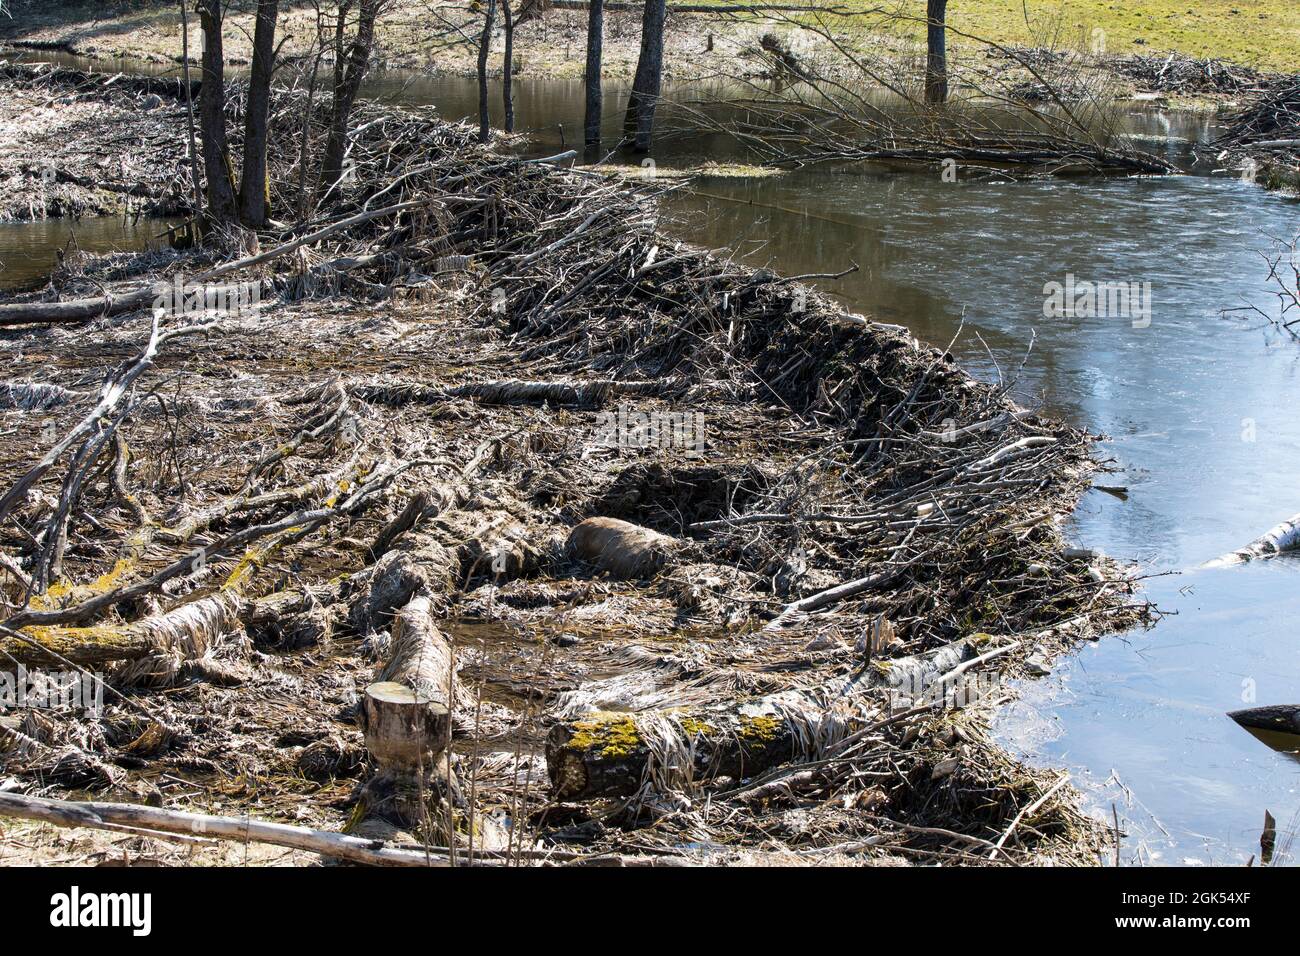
<box><xmin>0</xmin><ymin>216</ymin><xmax>175</xmax><ymax>291</ymax></box>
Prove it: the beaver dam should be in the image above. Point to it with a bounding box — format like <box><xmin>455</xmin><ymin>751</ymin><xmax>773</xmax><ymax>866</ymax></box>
<box><xmin>0</xmin><ymin>67</ymin><xmax>1151</xmax><ymax>867</ymax></box>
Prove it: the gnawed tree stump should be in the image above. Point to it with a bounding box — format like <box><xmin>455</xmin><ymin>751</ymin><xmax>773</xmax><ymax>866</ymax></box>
<box><xmin>358</xmin><ymin>596</ymin><xmax>463</xmax><ymax>827</ymax></box>
<box><xmin>567</xmin><ymin>516</ymin><xmax>678</xmax><ymax>578</ymax></box>
<box><xmin>363</xmin><ymin>596</ymin><xmax>465</xmax><ymax>761</ymax></box>
<box><xmin>361</xmin><ymin>682</ymin><xmax>452</xmax><ymax>777</ymax></box>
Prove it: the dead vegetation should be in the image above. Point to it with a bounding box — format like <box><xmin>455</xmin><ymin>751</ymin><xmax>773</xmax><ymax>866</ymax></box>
<box><xmin>1209</xmin><ymin>77</ymin><xmax>1300</xmax><ymax>189</ymax></box>
<box><xmin>0</xmin><ymin>68</ymin><xmax>1148</xmax><ymax>866</ymax></box>
<box><xmin>0</xmin><ymin>63</ymin><xmax>193</xmax><ymax>221</ymax></box>
<box><xmin>669</xmin><ymin>14</ymin><xmax>1178</xmax><ymax>178</ymax></box>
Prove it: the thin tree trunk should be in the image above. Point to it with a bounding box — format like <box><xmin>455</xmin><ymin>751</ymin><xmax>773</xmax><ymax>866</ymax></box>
<box><xmin>296</xmin><ymin>51</ymin><xmax>323</xmax><ymax>221</ymax></box>
<box><xmin>623</xmin><ymin>0</ymin><xmax>665</xmax><ymax>153</ymax></box>
<box><xmin>502</xmin><ymin>0</ymin><xmax>515</xmax><ymax>133</ymax></box>
<box><xmin>924</xmin><ymin>0</ymin><xmax>948</xmax><ymax>105</ymax></box>
<box><xmin>583</xmin><ymin>0</ymin><xmax>603</xmax><ymax>148</ymax></box>
<box><xmin>179</xmin><ymin>0</ymin><xmax>203</xmax><ymax>225</ymax></box>
<box><xmin>197</xmin><ymin>0</ymin><xmax>237</xmax><ymax>224</ymax></box>
<box><xmin>321</xmin><ymin>0</ymin><xmax>379</xmax><ymax>196</ymax></box>
<box><xmin>238</xmin><ymin>0</ymin><xmax>279</xmax><ymax>228</ymax></box>
<box><xmin>477</xmin><ymin>0</ymin><xmax>496</xmax><ymax>143</ymax></box>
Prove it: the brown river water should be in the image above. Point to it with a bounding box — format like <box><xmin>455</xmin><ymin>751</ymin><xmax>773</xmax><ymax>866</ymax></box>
<box><xmin>3</xmin><ymin>51</ymin><xmax>1299</xmax><ymax>864</ymax></box>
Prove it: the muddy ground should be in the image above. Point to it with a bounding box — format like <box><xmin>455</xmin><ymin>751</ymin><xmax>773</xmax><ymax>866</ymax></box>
<box><xmin>0</xmin><ymin>66</ymin><xmax>191</xmax><ymax>222</ymax></box>
<box><xmin>0</xmin><ymin>68</ymin><xmax>1150</xmax><ymax>866</ymax></box>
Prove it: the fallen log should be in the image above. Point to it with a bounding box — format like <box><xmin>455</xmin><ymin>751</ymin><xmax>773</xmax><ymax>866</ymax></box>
<box><xmin>1204</xmin><ymin>511</ymin><xmax>1300</xmax><ymax>566</ymax></box>
<box><xmin>0</xmin><ymin>593</ymin><xmax>243</xmax><ymax>668</ymax></box>
<box><xmin>348</xmin><ymin>533</ymin><xmax>460</xmax><ymax>633</ymax></box>
<box><xmin>567</xmin><ymin>516</ymin><xmax>678</xmax><ymax>579</ymax></box>
<box><xmin>0</xmin><ymin>790</ymin><xmax>453</xmax><ymax>867</ymax></box>
<box><xmin>546</xmin><ymin>693</ymin><xmax>825</xmax><ymax>801</ymax></box>
<box><xmin>546</xmin><ymin>636</ymin><xmax>1014</xmax><ymax>800</ymax></box>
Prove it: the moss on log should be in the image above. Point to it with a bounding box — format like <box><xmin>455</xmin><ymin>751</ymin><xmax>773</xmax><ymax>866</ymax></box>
<box><xmin>1</xmin><ymin>593</ymin><xmax>244</xmax><ymax>667</ymax></box>
<box><xmin>546</xmin><ymin>698</ymin><xmax>806</xmax><ymax>800</ymax></box>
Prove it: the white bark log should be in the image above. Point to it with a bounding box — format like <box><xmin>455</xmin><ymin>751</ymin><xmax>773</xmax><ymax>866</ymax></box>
<box><xmin>1204</xmin><ymin>511</ymin><xmax>1300</xmax><ymax>567</ymax></box>
<box><xmin>0</xmin><ymin>791</ymin><xmax>451</xmax><ymax>866</ymax></box>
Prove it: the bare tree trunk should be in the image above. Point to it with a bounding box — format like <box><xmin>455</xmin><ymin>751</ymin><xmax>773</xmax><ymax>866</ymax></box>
<box><xmin>583</xmin><ymin>0</ymin><xmax>603</xmax><ymax>148</ymax></box>
<box><xmin>924</xmin><ymin>0</ymin><xmax>948</xmax><ymax>105</ymax></box>
<box><xmin>623</xmin><ymin>0</ymin><xmax>665</xmax><ymax>153</ymax></box>
<box><xmin>296</xmin><ymin>50</ymin><xmax>323</xmax><ymax>221</ymax></box>
<box><xmin>477</xmin><ymin>0</ymin><xmax>496</xmax><ymax>143</ymax></box>
<box><xmin>238</xmin><ymin>0</ymin><xmax>279</xmax><ymax>228</ymax></box>
<box><xmin>179</xmin><ymin>0</ymin><xmax>203</xmax><ymax>225</ymax></box>
<box><xmin>321</xmin><ymin>0</ymin><xmax>380</xmax><ymax>196</ymax></box>
<box><xmin>502</xmin><ymin>0</ymin><xmax>515</xmax><ymax>133</ymax></box>
<box><xmin>197</xmin><ymin>0</ymin><xmax>237</xmax><ymax>224</ymax></box>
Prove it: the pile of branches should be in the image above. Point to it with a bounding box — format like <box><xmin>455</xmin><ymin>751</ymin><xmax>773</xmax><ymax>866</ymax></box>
<box><xmin>0</xmin><ymin>75</ymin><xmax>1145</xmax><ymax>865</ymax></box>
<box><xmin>1214</xmin><ymin>78</ymin><xmax>1300</xmax><ymax>148</ymax></box>
<box><xmin>688</xmin><ymin>96</ymin><xmax>1173</xmax><ymax>175</ymax></box>
<box><xmin>684</xmin><ymin>24</ymin><xmax>1175</xmax><ymax>177</ymax></box>
<box><xmin>988</xmin><ymin>46</ymin><xmax>1268</xmax><ymax>96</ymax></box>
<box><xmin>1208</xmin><ymin>77</ymin><xmax>1300</xmax><ymax>183</ymax></box>
<box><xmin>1107</xmin><ymin>52</ymin><xmax>1264</xmax><ymax>95</ymax></box>
<box><xmin>0</xmin><ymin>63</ymin><xmax>193</xmax><ymax>221</ymax></box>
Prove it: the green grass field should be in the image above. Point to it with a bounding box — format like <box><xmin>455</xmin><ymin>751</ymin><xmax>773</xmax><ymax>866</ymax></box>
<box><xmin>830</xmin><ymin>0</ymin><xmax>1299</xmax><ymax>72</ymax></box>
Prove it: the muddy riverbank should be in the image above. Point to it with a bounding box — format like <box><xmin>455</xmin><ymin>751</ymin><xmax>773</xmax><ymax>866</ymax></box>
<box><xmin>0</xmin><ymin>68</ymin><xmax>1149</xmax><ymax>865</ymax></box>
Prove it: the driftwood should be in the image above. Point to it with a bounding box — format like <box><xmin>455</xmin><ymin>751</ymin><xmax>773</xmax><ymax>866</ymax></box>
<box><xmin>1204</xmin><ymin>511</ymin><xmax>1300</xmax><ymax>566</ymax></box>
<box><xmin>0</xmin><ymin>790</ymin><xmax>455</xmax><ymax>867</ymax></box>
<box><xmin>567</xmin><ymin>517</ymin><xmax>678</xmax><ymax>579</ymax></box>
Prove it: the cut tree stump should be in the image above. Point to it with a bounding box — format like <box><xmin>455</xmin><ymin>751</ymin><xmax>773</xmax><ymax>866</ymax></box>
<box><xmin>360</xmin><ymin>682</ymin><xmax>452</xmax><ymax>776</ymax></box>
<box><xmin>360</xmin><ymin>596</ymin><xmax>462</xmax><ymax>778</ymax></box>
<box><xmin>357</xmin><ymin>595</ymin><xmax>466</xmax><ymax>829</ymax></box>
